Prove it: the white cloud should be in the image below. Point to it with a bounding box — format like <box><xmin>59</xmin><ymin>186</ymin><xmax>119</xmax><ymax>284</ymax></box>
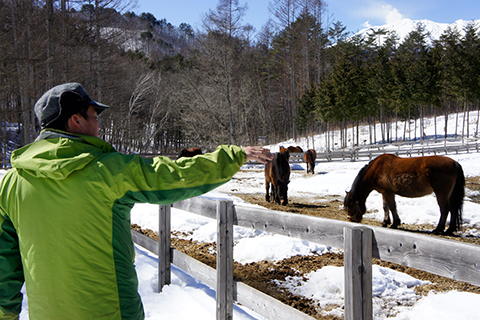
<box><xmin>383</xmin><ymin>5</ymin><xmax>404</xmax><ymax>24</ymax></box>
<box><xmin>357</xmin><ymin>1</ymin><xmax>405</xmax><ymax>25</ymax></box>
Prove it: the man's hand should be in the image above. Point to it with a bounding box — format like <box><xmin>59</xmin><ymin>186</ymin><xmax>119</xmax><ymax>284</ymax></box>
<box><xmin>242</xmin><ymin>146</ymin><xmax>274</xmax><ymax>164</ymax></box>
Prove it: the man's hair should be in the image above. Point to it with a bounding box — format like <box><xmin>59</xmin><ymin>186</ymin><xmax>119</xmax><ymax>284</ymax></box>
<box><xmin>46</xmin><ymin>91</ymin><xmax>91</xmax><ymax>131</ymax></box>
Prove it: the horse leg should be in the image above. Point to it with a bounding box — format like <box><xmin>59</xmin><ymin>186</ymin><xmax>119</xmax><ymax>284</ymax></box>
<box><xmin>445</xmin><ymin>197</ymin><xmax>460</xmax><ymax>235</ymax></box>
<box><xmin>273</xmin><ymin>185</ymin><xmax>281</xmax><ymax>204</ymax></box>
<box><xmin>444</xmin><ymin>208</ymin><xmax>458</xmax><ymax>235</ymax></box>
<box><xmin>381</xmin><ymin>195</ymin><xmax>391</xmax><ymax>227</ymax></box>
<box><xmin>432</xmin><ymin>198</ymin><xmax>450</xmax><ymax>235</ymax></box>
<box><xmin>383</xmin><ymin>193</ymin><xmax>400</xmax><ymax>228</ymax></box>
<box><xmin>265</xmin><ymin>182</ymin><xmax>271</xmax><ymax>202</ymax></box>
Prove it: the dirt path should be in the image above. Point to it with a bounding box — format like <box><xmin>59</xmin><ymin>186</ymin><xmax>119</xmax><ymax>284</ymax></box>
<box><xmin>132</xmin><ymin>176</ymin><xmax>480</xmax><ymax>319</ymax></box>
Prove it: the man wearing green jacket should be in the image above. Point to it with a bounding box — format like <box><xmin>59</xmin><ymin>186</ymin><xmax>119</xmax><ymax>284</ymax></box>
<box><xmin>0</xmin><ymin>83</ymin><xmax>273</xmax><ymax>320</ymax></box>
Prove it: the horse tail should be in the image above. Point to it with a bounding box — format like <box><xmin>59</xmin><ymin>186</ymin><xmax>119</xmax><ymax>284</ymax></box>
<box><xmin>450</xmin><ymin>161</ymin><xmax>465</xmax><ymax>229</ymax></box>
<box><xmin>306</xmin><ymin>149</ymin><xmax>314</xmax><ymax>172</ymax></box>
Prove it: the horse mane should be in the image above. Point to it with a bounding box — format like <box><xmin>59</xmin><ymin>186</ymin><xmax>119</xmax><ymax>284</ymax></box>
<box><xmin>350</xmin><ymin>162</ymin><xmax>371</xmax><ymax>194</ymax></box>
<box><xmin>275</xmin><ymin>152</ymin><xmax>290</xmax><ymax>183</ymax></box>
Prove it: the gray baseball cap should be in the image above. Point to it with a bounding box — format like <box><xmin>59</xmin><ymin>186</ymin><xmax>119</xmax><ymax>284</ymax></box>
<box><xmin>34</xmin><ymin>83</ymin><xmax>110</xmax><ymax>128</ymax></box>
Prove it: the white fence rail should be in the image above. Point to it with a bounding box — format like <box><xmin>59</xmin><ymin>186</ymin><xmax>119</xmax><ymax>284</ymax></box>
<box><xmin>131</xmin><ymin>197</ymin><xmax>480</xmax><ymax>320</ymax></box>
<box><xmin>287</xmin><ymin>139</ymin><xmax>480</xmax><ymax>164</ymax></box>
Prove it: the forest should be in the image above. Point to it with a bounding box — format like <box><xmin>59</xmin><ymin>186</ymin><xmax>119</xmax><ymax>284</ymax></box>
<box><xmin>1</xmin><ymin>0</ymin><xmax>479</xmax><ymax>165</ymax></box>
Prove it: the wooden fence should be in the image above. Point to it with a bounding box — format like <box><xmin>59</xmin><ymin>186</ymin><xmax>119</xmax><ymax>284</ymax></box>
<box><xmin>131</xmin><ymin>197</ymin><xmax>480</xmax><ymax>320</ymax></box>
<box><xmin>1</xmin><ymin>138</ymin><xmax>478</xmax><ymax>169</ymax></box>
<box><xmin>287</xmin><ymin>139</ymin><xmax>480</xmax><ymax>164</ymax></box>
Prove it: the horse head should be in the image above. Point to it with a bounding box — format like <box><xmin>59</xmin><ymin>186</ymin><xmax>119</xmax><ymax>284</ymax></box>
<box><xmin>344</xmin><ymin>191</ymin><xmax>365</xmax><ymax>222</ymax></box>
<box><xmin>279</xmin><ymin>146</ymin><xmax>290</xmax><ymax>161</ymax></box>
<box><xmin>276</xmin><ymin>178</ymin><xmax>290</xmax><ymax>205</ymax></box>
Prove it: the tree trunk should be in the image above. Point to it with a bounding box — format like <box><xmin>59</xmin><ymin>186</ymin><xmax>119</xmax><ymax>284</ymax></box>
<box><xmin>46</xmin><ymin>0</ymin><xmax>54</xmax><ymax>87</ymax></box>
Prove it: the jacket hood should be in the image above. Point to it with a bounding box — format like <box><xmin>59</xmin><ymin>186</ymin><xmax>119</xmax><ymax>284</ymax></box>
<box><xmin>11</xmin><ymin>129</ymin><xmax>116</xmax><ymax>180</ymax></box>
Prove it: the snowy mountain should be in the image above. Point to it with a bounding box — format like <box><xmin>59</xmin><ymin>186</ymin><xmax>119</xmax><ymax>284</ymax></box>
<box><xmin>353</xmin><ymin>18</ymin><xmax>480</xmax><ymax>45</ymax></box>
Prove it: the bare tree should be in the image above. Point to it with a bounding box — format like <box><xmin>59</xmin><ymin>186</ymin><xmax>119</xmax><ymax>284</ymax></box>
<box><xmin>199</xmin><ymin>0</ymin><xmax>250</xmax><ymax>144</ymax></box>
<box><xmin>269</xmin><ymin>0</ymin><xmax>299</xmax><ymax>139</ymax></box>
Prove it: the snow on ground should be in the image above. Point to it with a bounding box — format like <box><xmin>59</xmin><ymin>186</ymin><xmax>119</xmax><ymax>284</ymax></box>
<box><xmin>127</xmin><ymin>149</ymin><xmax>480</xmax><ymax>319</ymax></box>
<box><xmin>4</xmin><ymin>111</ymin><xmax>480</xmax><ymax>319</ymax></box>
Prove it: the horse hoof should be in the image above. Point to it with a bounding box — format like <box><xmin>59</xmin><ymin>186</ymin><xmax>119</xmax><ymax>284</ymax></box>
<box><xmin>444</xmin><ymin>229</ymin><xmax>455</xmax><ymax>236</ymax></box>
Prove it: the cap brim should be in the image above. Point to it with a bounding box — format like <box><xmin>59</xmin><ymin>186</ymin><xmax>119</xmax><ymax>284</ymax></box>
<box><xmin>89</xmin><ymin>101</ymin><xmax>110</xmax><ymax>114</ymax></box>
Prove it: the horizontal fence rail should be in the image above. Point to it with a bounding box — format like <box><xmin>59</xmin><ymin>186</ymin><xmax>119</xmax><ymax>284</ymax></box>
<box><xmin>173</xmin><ymin>197</ymin><xmax>480</xmax><ymax>286</ymax></box>
<box><xmin>3</xmin><ymin>139</ymin><xmax>478</xmax><ymax>169</ymax></box>
<box><xmin>286</xmin><ymin>139</ymin><xmax>480</xmax><ymax>163</ymax></box>
<box><xmin>132</xmin><ymin>197</ymin><xmax>480</xmax><ymax>320</ymax></box>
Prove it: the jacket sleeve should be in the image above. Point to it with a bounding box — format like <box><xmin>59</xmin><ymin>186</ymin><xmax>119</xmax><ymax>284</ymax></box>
<box><xmin>98</xmin><ymin>145</ymin><xmax>247</xmax><ymax>205</ymax></box>
<box><xmin>0</xmin><ymin>212</ymin><xmax>24</xmax><ymax>320</ymax></box>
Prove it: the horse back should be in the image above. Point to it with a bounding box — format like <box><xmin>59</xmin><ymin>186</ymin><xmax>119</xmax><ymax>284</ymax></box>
<box><xmin>178</xmin><ymin>147</ymin><xmax>202</xmax><ymax>159</ymax></box>
<box><xmin>369</xmin><ymin>154</ymin><xmax>457</xmax><ymax>174</ymax></box>
<box><xmin>368</xmin><ymin>154</ymin><xmax>460</xmax><ymax>197</ymax></box>
<box><xmin>287</xmin><ymin>146</ymin><xmax>303</xmax><ymax>153</ymax></box>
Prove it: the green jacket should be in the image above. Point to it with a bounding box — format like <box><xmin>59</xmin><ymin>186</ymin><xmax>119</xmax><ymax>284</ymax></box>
<box><xmin>0</xmin><ymin>129</ymin><xmax>246</xmax><ymax>320</ymax></box>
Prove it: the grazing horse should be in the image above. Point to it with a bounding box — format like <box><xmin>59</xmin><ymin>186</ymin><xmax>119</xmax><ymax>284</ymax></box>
<box><xmin>344</xmin><ymin>154</ymin><xmax>465</xmax><ymax>235</ymax></box>
<box><xmin>265</xmin><ymin>152</ymin><xmax>291</xmax><ymax>205</ymax></box>
<box><xmin>287</xmin><ymin>146</ymin><xmax>303</xmax><ymax>153</ymax></box>
<box><xmin>177</xmin><ymin>147</ymin><xmax>202</xmax><ymax>159</ymax></box>
<box><xmin>304</xmin><ymin>149</ymin><xmax>317</xmax><ymax>174</ymax></box>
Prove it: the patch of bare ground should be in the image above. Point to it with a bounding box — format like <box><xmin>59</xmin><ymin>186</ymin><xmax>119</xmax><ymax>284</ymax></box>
<box><xmin>131</xmin><ymin>176</ymin><xmax>480</xmax><ymax>319</ymax></box>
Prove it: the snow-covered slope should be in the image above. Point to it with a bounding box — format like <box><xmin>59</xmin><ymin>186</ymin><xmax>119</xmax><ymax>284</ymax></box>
<box><xmin>353</xmin><ymin>18</ymin><xmax>479</xmax><ymax>44</ymax></box>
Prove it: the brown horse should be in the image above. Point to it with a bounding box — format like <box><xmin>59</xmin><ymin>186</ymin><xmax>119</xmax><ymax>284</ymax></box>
<box><xmin>279</xmin><ymin>146</ymin><xmax>290</xmax><ymax>161</ymax></box>
<box><xmin>304</xmin><ymin>149</ymin><xmax>317</xmax><ymax>174</ymax></box>
<box><xmin>265</xmin><ymin>152</ymin><xmax>291</xmax><ymax>205</ymax></box>
<box><xmin>344</xmin><ymin>154</ymin><xmax>465</xmax><ymax>235</ymax></box>
<box><xmin>287</xmin><ymin>146</ymin><xmax>303</xmax><ymax>153</ymax></box>
<box><xmin>177</xmin><ymin>147</ymin><xmax>202</xmax><ymax>159</ymax></box>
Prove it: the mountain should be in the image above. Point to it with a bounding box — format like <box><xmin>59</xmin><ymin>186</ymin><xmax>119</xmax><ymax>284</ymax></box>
<box><xmin>352</xmin><ymin>18</ymin><xmax>480</xmax><ymax>45</ymax></box>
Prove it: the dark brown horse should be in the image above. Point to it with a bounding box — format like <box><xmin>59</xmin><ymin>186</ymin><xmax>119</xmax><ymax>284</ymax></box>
<box><xmin>265</xmin><ymin>152</ymin><xmax>291</xmax><ymax>205</ymax></box>
<box><xmin>279</xmin><ymin>146</ymin><xmax>290</xmax><ymax>161</ymax></box>
<box><xmin>344</xmin><ymin>154</ymin><xmax>465</xmax><ymax>235</ymax></box>
<box><xmin>177</xmin><ymin>147</ymin><xmax>202</xmax><ymax>159</ymax></box>
<box><xmin>287</xmin><ymin>145</ymin><xmax>303</xmax><ymax>153</ymax></box>
<box><xmin>304</xmin><ymin>149</ymin><xmax>317</xmax><ymax>174</ymax></box>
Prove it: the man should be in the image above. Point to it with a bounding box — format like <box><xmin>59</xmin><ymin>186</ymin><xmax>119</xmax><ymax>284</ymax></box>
<box><xmin>0</xmin><ymin>83</ymin><xmax>273</xmax><ymax>320</ymax></box>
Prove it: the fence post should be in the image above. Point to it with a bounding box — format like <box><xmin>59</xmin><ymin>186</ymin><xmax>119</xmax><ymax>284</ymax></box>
<box><xmin>344</xmin><ymin>226</ymin><xmax>373</xmax><ymax>320</ymax></box>
<box><xmin>158</xmin><ymin>204</ymin><xmax>171</xmax><ymax>293</ymax></box>
<box><xmin>216</xmin><ymin>200</ymin><xmax>234</xmax><ymax>320</ymax></box>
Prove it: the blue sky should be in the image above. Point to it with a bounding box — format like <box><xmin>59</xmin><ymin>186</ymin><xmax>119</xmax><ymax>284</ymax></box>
<box><xmin>134</xmin><ymin>0</ymin><xmax>478</xmax><ymax>35</ymax></box>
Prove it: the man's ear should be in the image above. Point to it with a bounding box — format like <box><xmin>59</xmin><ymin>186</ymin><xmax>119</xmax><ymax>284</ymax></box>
<box><xmin>67</xmin><ymin>114</ymin><xmax>83</xmax><ymax>133</ymax></box>
<box><xmin>72</xmin><ymin>114</ymin><xmax>80</xmax><ymax>123</ymax></box>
